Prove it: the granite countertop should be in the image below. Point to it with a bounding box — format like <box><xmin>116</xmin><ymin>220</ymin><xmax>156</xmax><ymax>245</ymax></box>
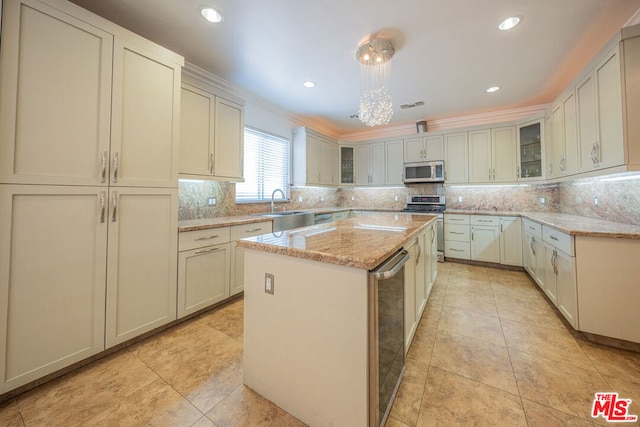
<box><xmin>236</xmin><ymin>212</ymin><xmax>438</xmax><ymax>270</ymax></box>
<box><xmin>521</xmin><ymin>212</ymin><xmax>640</xmax><ymax>239</ymax></box>
<box><xmin>444</xmin><ymin>209</ymin><xmax>521</xmax><ymax>217</ymax></box>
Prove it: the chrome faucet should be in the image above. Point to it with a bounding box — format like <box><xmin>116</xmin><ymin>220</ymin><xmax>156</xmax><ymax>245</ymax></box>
<box><xmin>271</xmin><ymin>188</ymin><xmax>285</xmax><ymax>213</ymax></box>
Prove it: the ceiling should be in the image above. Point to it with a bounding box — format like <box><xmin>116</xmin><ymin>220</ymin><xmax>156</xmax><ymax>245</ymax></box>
<box><xmin>68</xmin><ymin>0</ymin><xmax>640</xmax><ymax>136</ymax></box>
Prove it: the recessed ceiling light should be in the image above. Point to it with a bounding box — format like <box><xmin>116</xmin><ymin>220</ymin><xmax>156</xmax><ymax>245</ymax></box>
<box><xmin>498</xmin><ymin>16</ymin><xmax>521</xmax><ymax>31</ymax></box>
<box><xmin>303</xmin><ymin>81</ymin><xmax>316</xmax><ymax>88</ymax></box>
<box><xmin>486</xmin><ymin>86</ymin><xmax>501</xmax><ymax>93</ymax></box>
<box><xmin>200</xmin><ymin>6</ymin><xmax>223</xmax><ymax>23</ymax></box>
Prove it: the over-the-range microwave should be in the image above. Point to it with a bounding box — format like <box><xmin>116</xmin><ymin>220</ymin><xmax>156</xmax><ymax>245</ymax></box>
<box><xmin>403</xmin><ymin>160</ymin><xmax>444</xmax><ymax>183</ymax></box>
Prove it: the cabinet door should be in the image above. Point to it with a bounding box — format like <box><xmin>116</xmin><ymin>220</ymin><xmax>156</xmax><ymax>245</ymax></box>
<box><xmin>444</xmin><ymin>132</ymin><xmax>468</xmax><ymax>183</ymax></box>
<box><xmin>577</xmin><ymin>73</ymin><xmax>598</xmax><ymax>172</ymax></box>
<box><xmin>0</xmin><ymin>185</ymin><xmax>107</xmax><ymax>392</ymax></box>
<box><xmin>385</xmin><ymin>140</ymin><xmax>404</xmax><ymax>185</ymax></box>
<box><xmin>523</xmin><ymin>233</ymin><xmax>534</xmax><ymax>276</ymax></box>
<box><xmin>105</xmin><ymin>188</ymin><xmax>178</xmax><ymax>348</ymax></box>
<box><xmin>179</xmin><ymin>85</ymin><xmax>214</xmax><ymax>177</ymax></box>
<box><xmin>595</xmin><ymin>46</ymin><xmax>624</xmax><ymax>169</ymax></box>
<box><xmin>415</xmin><ymin>234</ymin><xmax>427</xmax><ymax>320</ymax></box>
<box><xmin>517</xmin><ymin>121</ymin><xmax>543</xmax><ymax>180</ymax></box>
<box><xmin>532</xmin><ymin>236</ymin><xmax>545</xmax><ymax>289</ymax></box>
<box><xmin>331</xmin><ymin>143</ymin><xmax>340</xmax><ymax>186</ymax></box>
<box><xmin>340</xmin><ymin>146</ymin><xmax>355</xmax><ymax>185</ymax></box>
<box><xmin>355</xmin><ymin>144</ymin><xmax>370</xmax><ymax>185</ymax></box>
<box><xmin>111</xmin><ymin>39</ymin><xmax>180</xmax><ymax>188</ymax></box>
<box><xmin>499</xmin><ymin>217</ymin><xmax>523</xmax><ymax>267</ymax></box>
<box><xmin>306</xmin><ymin>133</ymin><xmax>320</xmax><ymax>185</ymax></box>
<box><xmin>425</xmin><ymin>135</ymin><xmax>444</xmax><ymax>161</ymax></box>
<box><xmin>404</xmin><ymin>137</ymin><xmax>423</xmax><ymax>162</ymax></box>
<box><xmin>549</xmin><ymin>103</ymin><xmax>564</xmax><ymax>178</ymax></box>
<box><xmin>470</xmin><ymin>226</ymin><xmax>500</xmax><ymax>263</ymax></box>
<box><xmin>542</xmin><ymin>244</ymin><xmax>558</xmax><ymax>306</ymax></box>
<box><xmin>230</xmin><ymin>221</ymin><xmax>272</xmax><ymax>295</ymax></box>
<box><xmin>429</xmin><ymin>223</ymin><xmax>438</xmax><ymax>293</ymax></box>
<box><xmin>318</xmin><ymin>138</ymin><xmax>333</xmax><ymax>185</ymax></box>
<box><xmin>0</xmin><ymin>0</ymin><xmax>113</xmax><ymax>186</ymax></box>
<box><xmin>492</xmin><ymin>126</ymin><xmax>517</xmax><ymax>182</ymax></box>
<box><xmin>562</xmin><ymin>91</ymin><xmax>579</xmax><ymax>176</ymax></box>
<box><xmin>404</xmin><ymin>239</ymin><xmax>417</xmax><ymax>353</ymax></box>
<box><xmin>214</xmin><ymin>98</ymin><xmax>244</xmax><ymax>181</ymax></box>
<box><xmin>178</xmin><ymin>243</ymin><xmax>230</xmax><ymax>318</ymax></box>
<box><xmin>468</xmin><ymin>130</ymin><xmax>492</xmax><ymax>183</ymax></box>
<box><xmin>370</xmin><ymin>143</ymin><xmax>386</xmax><ymax>185</ymax></box>
<box><xmin>556</xmin><ymin>250</ymin><xmax>577</xmax><ymax>328</ymax></box>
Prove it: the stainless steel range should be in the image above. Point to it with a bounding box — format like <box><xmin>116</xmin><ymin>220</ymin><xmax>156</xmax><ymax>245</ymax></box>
<box><xmin>402</xmin><ymin>195</ymin><xmax>445</xmax><ymax>262</ymax></box>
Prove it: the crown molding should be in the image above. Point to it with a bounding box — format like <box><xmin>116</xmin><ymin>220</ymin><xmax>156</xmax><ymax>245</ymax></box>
<box><xmin>624</xmin><ymin>7</ymin><xmax>640</xmax><ymax>26</ymax></box>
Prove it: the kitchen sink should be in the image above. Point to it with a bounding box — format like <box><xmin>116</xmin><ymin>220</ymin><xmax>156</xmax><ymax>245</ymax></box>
<box><xmin>258</xmin><ymin>211</ymin><xmax>314</xmax><ymax>231</ymax></box>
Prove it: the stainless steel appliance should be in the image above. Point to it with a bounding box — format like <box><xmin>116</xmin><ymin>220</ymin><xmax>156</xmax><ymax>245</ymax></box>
<box><xmin>368</xmin><ymin>249</ymin><xmax>409</xmax><ymax>427</ymax></box>
<box><xmin>403</xmin><ymin>160</ymin><xmax>444</xmax><ymax>183</ymax></box>
<box><xmin>314</xmin><ymin>213</ymin><xmax>333</xmax><ymax>224</ymax></box>
<box><xmin>402</xmin><ymin>195</ymin><xmax>445</xmax><ymax>262</ymax></box>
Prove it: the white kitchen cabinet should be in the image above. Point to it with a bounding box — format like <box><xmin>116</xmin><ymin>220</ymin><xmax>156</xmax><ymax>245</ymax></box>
<box><xmin>470</xmin><ymin>216</ymin><xmax>500</xmax><ymax>263</ymax></box>
<box><xmin>339</xmin><ymin>145</ymin><xmax>355</xmax><ymax>185</ymax></box>
<box><xmin>355</xmin><ymin>142</ymin><xmax>385</xmax><ymax>186</ymax></box>
<box><xmin>0</xmin><ymin>185</ymin><xmax>107</xmax><ymax>392</ymax></box>
<box><xmin>522</xmin><ymin>219</ymin><xmax>544</xmax><ymax>288</ymax></box>
<box><xmin>541</xmin><ymin>226</ymin><xmax>577</xmax><ymax>327</ymax></box>
<box><xmin>444</xmin><ymin>214</ymin><xmax>471</xmax><ymax>260</ymax></box>
<box><xmin>468</xmin><ymin>130</ymin><xmax>491</xmax><ymax>183</ymax></box>
<box><xmin>427</xmin><ymin>221</ymin><xmax>438</xmax><ymax>298</ymax></box>
<box><xmin>576</xmin><ymin>72</ymin><xmax>597</xmax><ymax>173</ymax></box>
<box><xmin>331</xmin><ymin>143</ymin><xmax>340</xmax><ymax>186</ymax></box>
<box><xmin>179</xmin><ymin>89</ymin><xmax>244</xmax><ymax>181</ymax></box>
<box><xmin>594</xmin><ymin>45</ymin><xmax>624</xmax><ymax>170</ymax></box>
<box><xmin>404</xmin><ymin>135</ymin><xmax>444</xmax><ymax>162</ymax></box>
<box><xmin>0</xmin><ymin>0</ymin><xmax>114</xmax><ymax>186</ymax></box>
<box><xmin>105</xmin><ymin>188</ymin><xmax>178</xmax><ymax>348</ymax></box>
<box><xmin>562</xmin><ymin>91</ymin><xmax>579</xmax><ymax>176</ymax></box>
<box><xmin>404</xmin><ymin>229</ymin><xmax>428</xmax><ymax>354</ymax></box>
<box><xmin>444</xmin><ymin>132</ymin><xmax>468</xmax><ymax>183</ymax></box>
<box><xmin>230</xmin><ymin>221</ymin><xmax>272</xmax><ymax>296</ymax></box>
<box><xmin>213</xmin><ymin>97</ymin><xmax>244</xmax><ymax>181</ymax></box>
<box><xmin>292</xmin><ymin>127</ymin><xmax>338</xmax><ymax>187</ymax></box>
<box><xmin>517</xmin><ymin>120</ymin><xmax>544</xmax><ymax>180</ymax></box>
<box><xmin>499</xmin><ymin>216</ymin><xmax>523</xmax><ymax>267</ymax></box>
<box><xmin>385</xmin><ymin>140</ymin><xmax>404</xmax><ymax>185</ymax></box>
<box><xmin>110</xmin><ymin>39</ymin><xmax>181</xmax><ymax>188</ymax></box>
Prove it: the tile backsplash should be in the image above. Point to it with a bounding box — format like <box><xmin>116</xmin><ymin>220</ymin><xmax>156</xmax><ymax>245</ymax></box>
<box><xmin>179</xmin><ymin>173</ymin><xmax>640</xmax><ymax>225</ymax></box>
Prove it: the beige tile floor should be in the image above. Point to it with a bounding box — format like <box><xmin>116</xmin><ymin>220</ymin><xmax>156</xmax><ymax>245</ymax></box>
<box><xmin>1</xmin><ymin>262</ymin><xmax>639</xmax><ymax>426</ymax></box>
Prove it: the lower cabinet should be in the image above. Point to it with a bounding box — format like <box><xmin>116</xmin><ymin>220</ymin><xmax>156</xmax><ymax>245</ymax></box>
<box><xmin>499</xmin><ymin>217</ymin><xmax>523</xmax><ymax>266</ymax></box>
<box><xmin>178</xmin><ymin>220</ymin><xmax>272</xmax><ymax>319</ymax></box>
<box><xmin>0</xmin><ymin>185</ymin><xmax>178</xmax><ymax>392</ymax></box>
<box><xmin>444</xmin><ymin>214</ymin><xmax>471</xmax><ymax>260</ymax></box>
<box><xmin>470</xmin><ymin>216</ymin><xmax>500</xmax><ymax>263</ymax></box>
<box><xmin>522</xmin><ymin>219</ymin><xmax>544</xmax><ymax>288</ymax></box>
<box><xmin>541</xmin><ymin>226</ymin><xmax>577</xmax><ymax>327</ymax></box>
<box><xmin>404</xmin><ymin>228</ymin><xmax>430</xmax><ymax>354</ymax></box>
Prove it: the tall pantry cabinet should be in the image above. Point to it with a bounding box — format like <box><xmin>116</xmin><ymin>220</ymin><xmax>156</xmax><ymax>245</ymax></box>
<box><xmin>0</xmin><ymin>0</ymin><xmax>183</xmax><ymax>393</ymax></box>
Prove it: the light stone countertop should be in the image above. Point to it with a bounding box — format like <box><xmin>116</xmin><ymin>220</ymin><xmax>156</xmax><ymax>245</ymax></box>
<box><xmin>445</xmin><ymin>209</ymin><xmax>640</xmax><ymax>239</ymax></box>
<box><xmin>236</xmin><ymin>212</ymin><xmax>438</xmax><ymax>270</ymax></box>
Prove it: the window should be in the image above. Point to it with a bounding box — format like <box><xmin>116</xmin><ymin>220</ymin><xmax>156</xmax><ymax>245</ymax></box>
<box><xmin>236</xmin><ymin>127</ymin><xmax>290</xmax><ymax>202</ymax></box>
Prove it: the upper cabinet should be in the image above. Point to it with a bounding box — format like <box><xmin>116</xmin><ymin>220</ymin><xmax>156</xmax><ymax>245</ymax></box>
<box><xmin>468</xmin><ymin>127</ymin><xmax>516</xmax><ymax>183</ymax></box>
<box><xmin>444</xmin><ymin>132</ymin><xmax>468</xmax><ymax>183</ymax></box>
<box><xmin>0</xmin><ymin>0</ymin><xmax>182</xmax><ymax>188</ymax></box>
<box><xmin>292</xmin><ymin>127</ymin><xmax>338</xmax><ymax>187</ymax></box>
<box><xmin>517</xmin><ymin>119</ymin><xmax>544</xmax><ymax>180</ymax></box>
<box><xmin>404</xmin><ymin>134</ymin><xmax>444</xmax><ymax>162</ymax></box>
<box><xmin>385</xmin><ymin>140</ymin><xmax>404</xmax><ymax>185</ymax></box>
<box><xmin>179</xmin><ymin>83</ymin><xmax>244</xmax><ymax>182</ymax></box>
<box><xmin>340</xmin><ymin>145</ymin><xmax>355</xmax><ymax>185</ymax></box>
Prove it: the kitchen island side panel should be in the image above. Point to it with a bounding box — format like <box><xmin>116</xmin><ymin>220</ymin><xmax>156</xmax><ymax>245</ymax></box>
<box><xmin>243</xmin><ymin>249</ymin><xmax>369</xmax><ymax>427</ymax></box>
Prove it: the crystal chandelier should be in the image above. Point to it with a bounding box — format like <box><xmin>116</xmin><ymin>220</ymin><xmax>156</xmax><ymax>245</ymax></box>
<box><xmin>356</xmin><ymin>37</ymin><xmax>395</xmax><ymax>127</ymax></box>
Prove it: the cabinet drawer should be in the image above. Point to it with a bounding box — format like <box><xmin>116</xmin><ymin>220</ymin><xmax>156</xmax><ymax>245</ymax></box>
<box><xmin>543</xmin><ymin>226</ymin><xmax>574</xmax><ymax>256</ymax></box>
<box><xmin>179</xmin><ymin>227</ymin><xmax>231</xmax><ymax>252</ymax></box>
<box><xmin>523</xmin><ymin>219</ymin><xmax>542</xmax><ymax>239</ymax></box>
<box><xmin>470</xmin><ymin>215</ymin><xmax>499</xmax><ymax>226</ymax></box>
<box><xmin>445</xmin><ymin>214</ymin><xmax>470</xmax><ymax>225</ymax></box>
<box><xmin>445</xmin><ymin>224</ymin><xmax>470</xmax><ymax>242</ymax></box>
<box><xmin>332</xmin><ymin>211</ymin><xmax>350</xmax><ymax>221</ymax></box>
<box><xmin>230</xmin><ymin>221</ymin><xmax>273</xmax><ymax>240</ymax></box>
<box><xmin>445</xmin><ymin>241</ymin><xmax>471</xmax><ymax>260</ymax></box>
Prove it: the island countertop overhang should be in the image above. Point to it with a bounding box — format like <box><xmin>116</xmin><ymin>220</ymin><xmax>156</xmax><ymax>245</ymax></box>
<box><xmin>236</xmin><ymin>212</ymin><xmax>437</xmax><ymax>270</ymax></box>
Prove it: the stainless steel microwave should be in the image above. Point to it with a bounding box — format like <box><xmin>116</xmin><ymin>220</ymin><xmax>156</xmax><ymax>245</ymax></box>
<box><xmin>403</xmin><ymin>161</ymin><xmax>444</xmax><ymax>183</ymax></box>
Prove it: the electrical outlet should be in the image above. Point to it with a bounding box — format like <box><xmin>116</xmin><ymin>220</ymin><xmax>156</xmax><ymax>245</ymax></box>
<box><xmin>351</xmin><ymin>196</ymin><xmax>355</xmax><ymax>201</ymax></box>
<box><xmin>319</xmin><ymin>196</ymin><xmax>324</xmax><ymax>202</ymax></box>
<box><xmin>394</xmin><ymin>195</ymin><xmax>398</xmax><ymax>202</ymax></box>
<box><xmin>265</xmin><ymin>273</ymin><xmax>274</xmax><ymax>295</ymax></box>
<box><xmin>458</xmin><ymin>196</ymin><xmax>463</xmax><ymax>203</ymax></box>
<box><xmin>207</xmin><ymin>197</ymin><xmax>217</xmax><ymax>206</ymax></box>
<box><xmin>539</xmin><ymin>197</ymin><xmax>546</xmax><ymax>204</ymax></box>
<box><xmin>298</xmin><ymin>196</ymin><xmax>303</xmax><ymax>202</ymax></box>
<box><xmin>594</xmin><ymin>196</ymin><xmax>599</xmax><ymax>206</ymax></box>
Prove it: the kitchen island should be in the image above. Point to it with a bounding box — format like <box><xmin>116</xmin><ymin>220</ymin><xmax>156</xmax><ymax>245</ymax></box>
<box><xmin>237</xmin><ymin>212</ymin><xmax>437</xmax><ymax>427</ymax></box>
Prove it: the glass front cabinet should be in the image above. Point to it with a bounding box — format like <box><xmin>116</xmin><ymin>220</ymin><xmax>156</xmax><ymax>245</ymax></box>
<box><xmin>340</xmin><ymin>145</ymin><xmax>355</xmax><ymax>185</ymax></box>
<box><xmin>517</xmin><ymin>120</ymin><xmax>544</xmax><ymax>180</ymax></box>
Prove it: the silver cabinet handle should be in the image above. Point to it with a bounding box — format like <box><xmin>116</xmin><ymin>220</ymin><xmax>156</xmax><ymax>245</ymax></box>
<box><xmin>210</xmin><ymin>153</ymin><xmax>214</xmax><ymax>175</ymax></box>
<box><xmin>195</xmin><ymin>247</ymin><xmax>221</xmax><ymax>255</ymax></box>
<box><xmin>549</xmin><ymin>235</ymin><xmax>559</xmax><ymax>241</ymax></box>
<box><xmin>477</xmin><ymin>219</ymin><xmax>493</xmax><ymax>222</ymax></box>
<box><xmin>111</xmin><ymin>191</ymin><xmax>118</xmax><ymax>222</ymax></box>
<box><xmin>245</xmin><ymin>228</ymin><xmax>263</xmax><ymax>233</ymax></box>
<box><xmin>99</xmin><ymin>191</ymin><xmax>106</xmax><ymax>223</ymax></box>
<box><xmin>195</xmin><ymin>234</ymin><xmax>219</xmax><ymax>241</ymax></box>
<box><xmin>471</xmin><ymin>228</ymin><xmax>474</xmax><ymax>241</ymax></box>
<box><xmin>449</xmin><ymin>231</ymin><xmax>464</xmax><ymax>235</ymax></box>
<box><xmin>450</xmin><ymin>248</ymin><xmax>464</xmax><ymax>252</ymax></box>
<box><xmin>551</xmin><ymin>249</ymin><xmax>558</xmax><ymax>275</ymax></box>
<box><xmin>100</xmin><ymin>151</ymin><xmax>108</xmax><ymax>183</ymax></box>
<box><xmin>530</xmin><ymin>237</ymin><xmax>536</xmax><ymax>256</ymax></box>
<box><xmin>493</xmin><ymin>168</ymin><xmax>496</xmax><ymax>180</ymax></box>
<box><xmin>431</xmin><ymin>227</ymin><xmax>436</xmax><ymax>244</ymax></box>
<box><xmin>112</xmin><ymin>152</ymin><xmax>120</xmax><ymax>183</ymax></box>
<box><xmin>450</xmin><ymin>218</ymin><xmax>464</xmax><ymax>221</ymax></box>
<box><xmin>373</xmin><ymin>250</ymin><xmax>410</xmax><ymax>279</ymax></box>
<box><xmin>529</xmin><ymin>226</ymin><xmax>536</xmax><ymax>231</ymax></box>
<box><xmin>415</xmin><ymin>238</ymin><xmax>421</xmax><ymax>265</ymax></box>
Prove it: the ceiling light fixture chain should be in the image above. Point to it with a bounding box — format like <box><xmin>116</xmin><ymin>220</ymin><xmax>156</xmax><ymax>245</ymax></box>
<box><xmin>356</xmin><ymin>36</ymin><xmax>395</xmax><ymax>127</ymax></box>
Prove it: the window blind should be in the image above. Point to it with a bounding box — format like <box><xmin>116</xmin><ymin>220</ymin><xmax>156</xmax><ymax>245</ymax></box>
<box><xmin>236</xmin><ymin>127</ymin><xmax>290</xmax><ymax>202</ymax></box>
